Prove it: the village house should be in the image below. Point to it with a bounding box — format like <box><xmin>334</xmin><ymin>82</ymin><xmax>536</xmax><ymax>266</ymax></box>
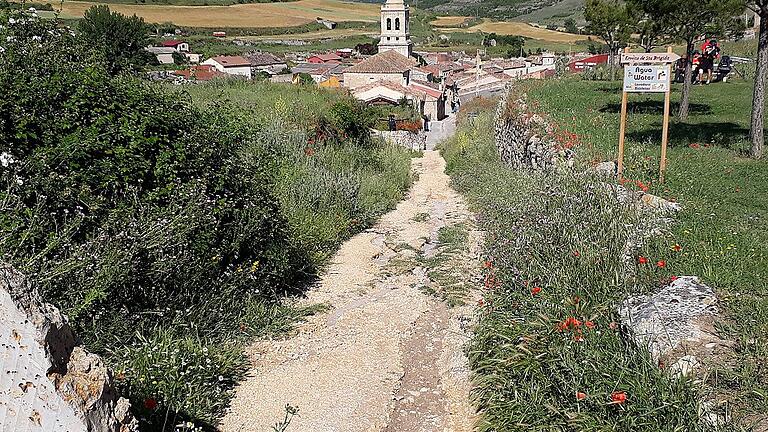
<box><xmin>245</xmin><ymin>52</ymin><xmax>288</xmax><ymax>76</ymax></box>
<box><xmin>146</xmin><ymin>46</ymin><xmax>176</xmax><ymax>65</ymax></box>
<box><xmin>292</xmin><ymin>62</ymin><xmax>346</xmax><ymax>84</ymax></box>
<box><xmin>171</xmin><ymin>65</ymin><xmax>227</xmax><ymax>82</ymax></box>
<box><xmin>307</xmin><ymin>53</ymin><xmax>343</xmax><ymax>64</ymax></box>
<box><xmin>161</xmin><ymin>40</ymin><xmax>189</xmax><ymax>53</ymax></box>
<box><xmin>567</xmin><ymin>54</ymin><xmax>609</xmax><ymax>73</ymax></box>
<box><xmin>201</xmin><ymin>56</ymin><xmax>252</xmax><ymax>79</ymax></box>
<box><xmin>410</xmin><ymin>67</ymin><xmax>434</xmax><ymax>83</ymax></box>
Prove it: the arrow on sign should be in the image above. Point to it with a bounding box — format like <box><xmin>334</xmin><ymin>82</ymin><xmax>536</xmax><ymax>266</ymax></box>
<box><xmin>620</xmin><ymin>52</ymin><xmax>681</xmax><ymax>64</ymax></box>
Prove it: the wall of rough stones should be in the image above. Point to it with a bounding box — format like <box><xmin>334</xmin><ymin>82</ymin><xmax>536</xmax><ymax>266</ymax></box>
<box><xmin>372</xmin><ymin>130</ymin><xmax>426</xmax><ymax>151</ymax></box>
<box><xmin>0</xmin><ymin>264</ymin><xmax>137</xmax><ymax>432</ymax></box>
<box><xmin>493</xmin><ymin>85</ymin><xmax>573</xmax><ymax>171</ymax></box>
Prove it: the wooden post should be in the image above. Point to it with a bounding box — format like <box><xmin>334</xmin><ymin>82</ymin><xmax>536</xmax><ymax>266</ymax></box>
<box><xmin>659</xmin><ymin>46</ymin><xmax>673</xmax><ymax>183</ymax></box>
<box><xmin>617</xmin><ymin>47</ymin><xmax>630</xmax><ymax>180</ymax></box>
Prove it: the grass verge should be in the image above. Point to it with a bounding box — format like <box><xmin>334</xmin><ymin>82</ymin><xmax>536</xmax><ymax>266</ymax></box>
<box><xmin>527</xmin><ymin>78</ymin><xmax>768</xmax><ymax>425</ymax></box>
<box><xmin>440</xmin><ymin>104</ymin><xmax>704</xmax><ymax>430</ymax></box>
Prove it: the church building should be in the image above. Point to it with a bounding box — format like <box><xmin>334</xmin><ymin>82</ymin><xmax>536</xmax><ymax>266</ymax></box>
<box><xmin>378</xmin><ymin>0</ymin><xmax>413</xmax><ymax>58</ymax></box>
<box><xmin>342</xmin><ymin>0</ymin><xmax>447</xmax><ymax>122</ymax></box>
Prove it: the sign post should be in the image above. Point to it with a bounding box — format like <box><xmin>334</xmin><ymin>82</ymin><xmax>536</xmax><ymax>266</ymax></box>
<box><xmin>618</xmin><ymin>47</ymin><xmax>678</xmax><ymax>183</ymax></box>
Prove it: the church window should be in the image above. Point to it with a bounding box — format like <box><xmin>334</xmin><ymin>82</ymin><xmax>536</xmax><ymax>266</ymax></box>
<box><xmin>395</xmin><ymin>18</ymin><xmax>400</xmax><ymax>30</ymax></box>
<box><xmin>387</xmin><ymin>18</ymin><xmax>392</xmax><ymax>30</ymax></box>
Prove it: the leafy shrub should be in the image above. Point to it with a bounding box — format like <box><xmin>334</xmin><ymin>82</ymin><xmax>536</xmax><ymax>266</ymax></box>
<box><xmin>0</xmin><ymin>12</ymin><xmax>414</xmax><ymax>430</ymax></box>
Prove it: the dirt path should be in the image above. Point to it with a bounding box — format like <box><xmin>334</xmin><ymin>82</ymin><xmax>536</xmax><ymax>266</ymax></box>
<box><xmin>221</xmin><ymin>148</ymin><xmax>481</xmax><ymax>432</ymax></box>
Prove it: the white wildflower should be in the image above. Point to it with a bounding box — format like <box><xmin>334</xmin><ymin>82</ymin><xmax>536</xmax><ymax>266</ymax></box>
<box><xmin>32</xmin><ymin>35</ymin><xmax>41</xmax><ymax>42</ymax></box>
<box><xmin>8</xmin><ymin>18</ymin><xmax>16</xmax><ymax>25</ymax></box>
<box><xmin>0</xmin><ymin>151</ymin><xmax>15</xmax><ymax>167</ymax></box>
<box><xmin>15</xmin><ymin>176</ymin><xmax>23</xmax><ymax>186</ymax></box>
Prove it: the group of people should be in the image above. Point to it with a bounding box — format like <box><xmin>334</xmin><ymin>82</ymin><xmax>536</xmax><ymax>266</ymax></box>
<box><xmin>674</xmin><ymin>38</ymin><xmax>725</xmax><ymax>84</ymax></box>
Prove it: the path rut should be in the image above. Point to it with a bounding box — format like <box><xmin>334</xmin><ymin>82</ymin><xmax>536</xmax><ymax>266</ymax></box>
<box><xmin>221</xmin><ymin>145</ymin><xmax>480</xmax><ymax>432</ymax></box>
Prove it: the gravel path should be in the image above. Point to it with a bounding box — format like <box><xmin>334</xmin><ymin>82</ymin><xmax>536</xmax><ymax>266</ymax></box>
<box><xmin>221</xmin><ymin>143</ymin><xmax>480</xmax><ymax>432</ymax></box>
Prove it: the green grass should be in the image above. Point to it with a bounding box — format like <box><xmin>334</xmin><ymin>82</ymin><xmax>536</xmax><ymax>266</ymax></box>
<box><xmin>441</xmin><ymin>109</ymin><xmax>703</xmax><ymax>430</ymax></box>
<box><xmin>522</xmin><ymin>78</ymin><xmax>768</xmax><ymax>426</ymax></box>
<box><xmin>417</xmin><ymin>222</ymin><xmax>471</xmax><ymax>306</ymax></box>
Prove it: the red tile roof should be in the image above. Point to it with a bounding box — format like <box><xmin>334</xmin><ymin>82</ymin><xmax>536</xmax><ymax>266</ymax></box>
<box><xmin>344</xmin><ymin>50</ymin><xmax>418</xmax><ymax>74</ymax></box>
<box><xmin>161</xmin><ymin>40</ymin><xmax>185</xmax><ymax>47</ymax></box>
<box><xmin>309</xmin><ymin>53</ymin><xmax>343</xmax><ymax>61</ymax></box>
<box><xmin>172</xmin><ymin>65</ymin><xmax>226</xmax><ymax>81</ymax></box>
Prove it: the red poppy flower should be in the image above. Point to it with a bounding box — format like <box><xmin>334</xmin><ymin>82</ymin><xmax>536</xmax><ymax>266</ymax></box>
<box><xmin>572</xmin><ymin>250</ymin><xmax>580</xmax><ymax>257</ymax></box>
<box><xmin>584</xmin><ymin>321</ymin><xmax>595</xmax><ymax>329</ymax></box>
<box><xmin>576</xmin><ymin>391</ymin><xmax>587</xmax><ymax>400</ymax></box>
<box><xmin>670</xmin><ymin>275</ymin><xmax>678</xmax><ymax>282</ymax></box>
<box><xmin>531</xmin><ymin>286</ymin><xmax>542</xmax><ymax>296</ymax></box>
<box><xmin>611</xmin><ymin>391</ymin><xmax>627</xmax><ymax>404</ymax></box>
<box><xmin>477</xmin><ymin>299</ymin><xmax>485</xmax><ymax>307</ymax></box>
<box><xmin>689</xmin><ymin>143</ymin><xmax>701</xmax><ymax>149</ymax></box>
<box><xmin>144</xmin><ymin>398</ymin><xmax>158</xmax><ymax>410</ymax></box>
<box><xmin>637</xmin><ymin>256</ymin><xmax>648</xmax><ymax>265</ymax></box>
<box><xmin>673</xmin><ymin>244</ymin><xmax>682</xmax><ymax>252</ymax></box>
<box><xmin>656</xmin><ymin>260</ymin><xmax>666</xmax><ymax>268</ymax></box>
<box><xmin>574</xmin><ymin>334</ymin><xmax>584</xmax><ymax>342</ymax></box>
<box><xmin>483</xmin><ymin>260</ymin><xmax>493</xmax><ymax>269</ymax></box>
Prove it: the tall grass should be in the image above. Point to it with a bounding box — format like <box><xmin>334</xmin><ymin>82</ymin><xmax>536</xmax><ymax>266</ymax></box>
<box><xmin>441</xmin><ymin>107</ymin><xmax>703</xmax><ymax>431</ymax></box>
<box><xmin>527</xmin><ymin>78</ymin><xmax>768</xmax><ymax>424</ymax></box>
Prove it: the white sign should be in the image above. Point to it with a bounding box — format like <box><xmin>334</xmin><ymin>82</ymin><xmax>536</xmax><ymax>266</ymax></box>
<box><xmin>620</xmin><ymin>52</ymin><xmax>681</xmax><ymax>64</ymax></box>
<box><xmin>623</xmin><ymin>65</ymin><xmax>670</xmax><ymax>93</ymax></box>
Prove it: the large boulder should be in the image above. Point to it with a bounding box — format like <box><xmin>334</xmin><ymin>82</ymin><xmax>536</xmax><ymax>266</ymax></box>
<box><xmin>619</xmin><ymin>276</ymin><xmax>727</xmax><ymax>364</ymax></box>
<box><xmin>0</xmin><ymin>264</ymin><xmax>137</xmax><ymax>432</ymax></box>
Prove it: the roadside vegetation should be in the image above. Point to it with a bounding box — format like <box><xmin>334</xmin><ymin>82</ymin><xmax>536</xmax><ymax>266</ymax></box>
<box><xmin>528</xmin><ymin>78</ymin><xmax>768</xmax><ymax>426</ymax></box>
<box><xmin>0</xmin><ymin>10</ymin><xmax>413</xmax><ymax>431</ymax></box>
<box><xmin>441</xmin><ymin>98</ymin><xmax>704</xmax><ymax>431</ymax></box>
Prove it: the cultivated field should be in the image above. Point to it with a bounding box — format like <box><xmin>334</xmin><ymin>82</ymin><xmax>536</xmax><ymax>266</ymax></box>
<box><xmin>56</xmin><ymin>0</ymin><xmax>380</xmax><ymax>27</ymax></box>
<box><xmin>237</xmin><ymin>27</ymin><xmax>377</xmax><ymax>41</ymax></box>
<box><xmin>430</xmin><ymin>15</ymin><xmax>470</xmax><ymax>27</ymax></box>
<box><xmin>433</xmin><ymin>18</ymin><xmax>589</xmax><ymax>43</ymax></box>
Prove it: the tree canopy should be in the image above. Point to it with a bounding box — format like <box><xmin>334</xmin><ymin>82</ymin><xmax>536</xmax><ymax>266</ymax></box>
<box><xmin>77</xmin><ymin>5</ymin><xmax>153</xmax><ymax>74</ymax></box>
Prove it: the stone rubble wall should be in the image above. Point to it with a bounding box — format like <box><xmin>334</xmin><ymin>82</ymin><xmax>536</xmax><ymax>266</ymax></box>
<box><xmin>372</xmin><ymin>130</ymin><xmax>427</xmax><ymax>151</ymax></box>
<box><xmin>493</xmin><ymin>85</ymin><xmax>574</xmax><ymax>171</ymax></box>
<box><xmin>0</xmin><ymin>264</ymin><xmax>137</xmax><ymax>432</ymax></box>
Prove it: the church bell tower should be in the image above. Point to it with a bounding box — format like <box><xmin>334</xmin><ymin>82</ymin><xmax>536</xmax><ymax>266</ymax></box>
<box><xmin>378</xmin><ymin>0</ymin><xmax>413</xmax><ymax>58</ymax></box>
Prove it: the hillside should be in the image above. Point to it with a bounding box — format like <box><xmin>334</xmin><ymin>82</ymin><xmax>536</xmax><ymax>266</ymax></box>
<box><xmin>358</xmin><ymin>0</ymin><xmax>584</xmax><ymax>22</ymax></box>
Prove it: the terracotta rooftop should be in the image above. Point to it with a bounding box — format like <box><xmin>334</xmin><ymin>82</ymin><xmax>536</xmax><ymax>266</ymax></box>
<box><xmin>344</xmin><ymin>50</ymin><xmax>418</xmax><ymax>74</ymax></box>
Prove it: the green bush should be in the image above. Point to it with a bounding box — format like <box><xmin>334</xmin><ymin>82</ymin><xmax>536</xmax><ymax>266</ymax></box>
<box><xmin>1</xmin><ymin>11</ymin><xmax>413</xmax><ymax>430</ymax></box>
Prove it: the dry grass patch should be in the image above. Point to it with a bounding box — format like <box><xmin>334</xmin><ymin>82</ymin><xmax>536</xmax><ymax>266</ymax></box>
<box><xmin>430</xmin><ymin>15</ymin><xmax>470</xmax><ymax>27</ymax></box>
<box><xmin>444</xmin><ymin>19</ymin><xmax>590</xmax><ymax>43</ymax></box>
<box><xmin>56</xmin><ymin>0</ymin><xmax>380</xmax><ymax>27</ymax></box>
<box><xmin>237</xmin><ymin>27</ymin><xmax>377</xmax><ymax>41</ymax></box>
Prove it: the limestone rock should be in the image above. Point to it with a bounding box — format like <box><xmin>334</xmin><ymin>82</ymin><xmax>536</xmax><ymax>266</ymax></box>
<box><xmin>594</xmin><ymin>161</ymin><xmax>616</xmax><ymax>176</ymax></box>
<box><xmin>639</xmin><ymin>193</ymin><xmax>682</xmax><ymax>214</ymax></box>
<box><xmin>0</xmin><ymin>264</ymin><xmax>137</xmax><ymax>432</ymax></box>
<box><xmin>669</xmin><ymin>355</ymin><xmax>699</xmax><ymax>378</ymax></box>
<box><xmin>619</xmin><ymin>276</ymin><xmax>718</xmax><ymax>361</ymax></box>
